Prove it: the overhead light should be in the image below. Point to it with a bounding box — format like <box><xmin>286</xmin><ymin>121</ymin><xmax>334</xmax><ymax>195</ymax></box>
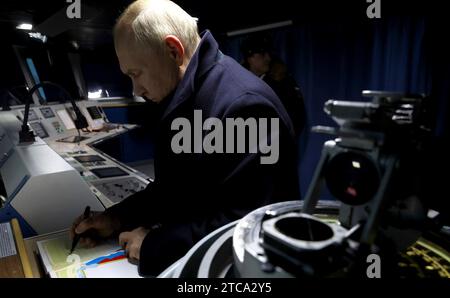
<box><xmin>352</xmin><ymin>161</ymin><xmax>361</xmax><ymax>169</ymax></box>
<box><xmin>88</xmin><ymin>89</ymin><xmax>103</xmax><ymax>99</ymax></box>
<box><xmin>16</xmin><ymin>23</ymin><xmax>33</xmax><ymax>30</ymax></box>
<box><xmin>71</xmin><ymin>40</ymin><xmax>79</xmax><ymax>50</ymax></box>
<box><xmin>226</xmin><ymin>20</ymin><xmax>293</xmax><ymax>37</ymax></box>
<box><xmin>28</xmin><ymin>32</ymin><xmax>47</xmax><ymax>43</ymax></box>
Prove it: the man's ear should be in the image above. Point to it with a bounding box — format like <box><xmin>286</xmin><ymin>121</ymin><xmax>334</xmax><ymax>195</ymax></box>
<box><xmin>164</xmin><ymin>35</ymin><xmax>185</xmax><ymax>66</ymax></box>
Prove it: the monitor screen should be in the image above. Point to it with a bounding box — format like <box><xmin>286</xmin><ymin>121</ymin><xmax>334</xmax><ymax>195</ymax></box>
<box><xmin>29</xmin><ymin>122</ymin><xmax>49</xmax><ymax>139</ymax></box>
<box><xmin>87</xmin><ymin>106</ymin><xmax>102</xmax><ymax>120</ymax></box>
<box><xmin>19</xmin><ymin>46</ymin><xmax>80</xmax><ymax>102</ymax></box>
<box><xmin>0</xmin><ymin>46</ymin><xmax>27</xmax><ymax>107</ymax></box>
<box><xmin>74</xmin><ymin>155</ymin><xmax>106</xmax><ymax>163</ymax></box>
<box><xmin>80</xmin><ymin>48</ymin><xmax>132</xmax><ymax>98</ymax></box>
<box><xmin>56</xmin><ymin>109</ymin><xmax>75</xmax><ymax>130</ymax></box>
<box><xmin>40</xmin><ymin>107</ymin><xmax>55</xmax><ymax>118</ymax></box>
<box><xmin>90</xmin><ymin>167</ymin><xmax>128</xmax><ymax>178</ymax></box>
<box><xmin>21</xmin><ymin>109</ymin><xmax>39</xmax><ymax>121</ymax></box>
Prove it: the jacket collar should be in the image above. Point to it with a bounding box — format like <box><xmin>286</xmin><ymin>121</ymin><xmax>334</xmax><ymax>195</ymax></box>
<box><xmin>160</xmin><ymin>30</ymin><xmax>221</xmax><ymax>121</ymax></box>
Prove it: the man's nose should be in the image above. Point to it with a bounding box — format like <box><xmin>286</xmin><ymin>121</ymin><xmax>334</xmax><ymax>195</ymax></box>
<box><xmin>132</xmin><ymin>80</ymin><xmax>145</xmax><ymax>97</ymax></box>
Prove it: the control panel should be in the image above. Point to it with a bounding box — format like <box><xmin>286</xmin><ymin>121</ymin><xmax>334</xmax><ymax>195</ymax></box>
<box><xmin>91</xmin><ymin>177</ymin><xmax>147</xmax><ymax>206</ymax></box>
<box><xmin>0</xmin><ymin>100</ymin><xmax>152</xmax><ymax>235</ymax></box>
<box><xmin>10</xmin><ymin>101</ymin><xmax>112</xmax><ymax>143</ymax></box>
<box><xmin>60</xmin><ymin>151</ymin><xmax>150</xmax><ymax>208</ymax></box>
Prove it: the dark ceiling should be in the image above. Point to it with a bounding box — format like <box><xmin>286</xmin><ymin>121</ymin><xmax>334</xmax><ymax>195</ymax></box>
<box><xmin>0</xmin><ymin>0</ymin><xmax>435</xmax><ymax>50</ymax></box>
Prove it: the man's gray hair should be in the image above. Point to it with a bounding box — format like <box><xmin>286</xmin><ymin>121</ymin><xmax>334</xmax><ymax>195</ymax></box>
<box><xmin>115</xmin><ymin>0</ymin><xmax>200</xmax><ymax>58</ymax></box>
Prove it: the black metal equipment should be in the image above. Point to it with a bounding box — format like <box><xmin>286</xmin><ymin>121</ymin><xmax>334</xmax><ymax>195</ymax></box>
<box><xmin>259</xmin><ymin>90</ymin><xmax>436</xmax><ymax>277</ymax></box>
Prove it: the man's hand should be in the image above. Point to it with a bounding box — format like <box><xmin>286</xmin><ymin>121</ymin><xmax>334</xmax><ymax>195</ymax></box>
<box><xmin>70</xmin><ymin>211</ymin><xmax>120</xmax><ymax>248</ymax></box>
<box><xmin>119</xmin><ymin>227</ymin><xmax>150</xmax><ymax>261</ymax></box>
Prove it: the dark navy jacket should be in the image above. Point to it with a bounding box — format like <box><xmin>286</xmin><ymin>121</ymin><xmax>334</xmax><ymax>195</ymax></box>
<box><xmin>106</xmin><ymin>31</ymin><xmax>300</xmax><ymax>276</ymax></box>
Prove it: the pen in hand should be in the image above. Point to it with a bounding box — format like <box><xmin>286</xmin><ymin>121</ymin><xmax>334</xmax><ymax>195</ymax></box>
<box><xmin>69</xmin><ymin>206</ymin><xmax>91</xmax><ymax>255</ymax></box>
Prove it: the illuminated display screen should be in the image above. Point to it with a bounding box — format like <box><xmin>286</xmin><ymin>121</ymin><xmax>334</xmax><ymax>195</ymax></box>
<box><xmin>90</xmin><ymin>167</ymin><xmax>128</xmax><ymax>178</ymax></box>
<box><xmin>29</xmin><ymin>122</ymin><xmax>49</xmax><ymax>139</ymax></box>
<box><xmin>56</xmin><ymin>109</ymin><xmax>75</xmax><ymax>130</ymax></box>
<box><xmin>74</xmin><ymin>155</ymin><xmax>106</xmax><ymax>163</ymax></box>
<box><xmin>40</xmin><ymin>107</ymin><xmax>55</xmax><ymax>118</ymax></box>
<box><xmin>21</xmin><ymin>109</ymin><xmax>39</xmax><ymax>121</ymax></box>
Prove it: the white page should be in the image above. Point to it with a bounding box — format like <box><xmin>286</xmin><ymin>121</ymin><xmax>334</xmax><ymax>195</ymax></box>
<box><xmin>37</xmin><ymin>233</ymin><xmax>140</xmax><ymax>278</ymax></box>
<box><xmin>83</xmin><ymin>258</ymin><xmax>141</xmax><ymax>278</ymax></box>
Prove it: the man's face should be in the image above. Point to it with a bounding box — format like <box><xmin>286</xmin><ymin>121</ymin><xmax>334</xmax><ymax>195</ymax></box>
<box><xmin>116</xmin><ymin>42</ymin><xmax>181</xmax><ymax>103</ymax></box>
<box><xmin>269</xmin><ymin>62</ymin><xmax>287</xmax><ymax>82</ymax></box>
<box><xmin>248</xmin><ymin>52</ymin><xmax>271</xmax><ymax>77</ymax></box>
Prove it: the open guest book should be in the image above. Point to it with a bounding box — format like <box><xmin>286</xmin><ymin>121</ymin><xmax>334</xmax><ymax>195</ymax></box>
<box><xmin>37</xmin><ymin>233</ymin><xmax>141</xmax><ymax>278</ymax></box>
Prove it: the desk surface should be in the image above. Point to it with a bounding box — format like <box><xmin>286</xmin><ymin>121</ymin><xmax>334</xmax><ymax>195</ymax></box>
<box><xmin>0</xmin><ymin>219</ymin><xmax>34</xmax><ymax>277</ymax></box>
<box><xmin>0</xmin><ymin>254</ymin><xmax>24</xmax><ymax>277</ymax></box>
